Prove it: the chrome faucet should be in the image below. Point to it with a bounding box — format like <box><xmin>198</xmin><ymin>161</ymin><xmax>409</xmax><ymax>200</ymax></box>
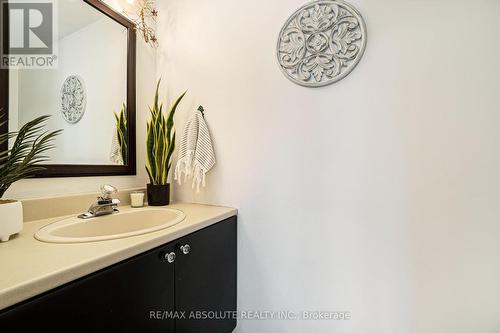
<box><xmin>78</xmin><ymin>185</ymin><xmax>121</xmax><ymax>219</ymax></box>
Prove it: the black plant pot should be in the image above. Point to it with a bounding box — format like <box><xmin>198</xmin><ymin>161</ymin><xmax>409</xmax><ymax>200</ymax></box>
<box><xmin>147</xmin><ymin>183</ymin><xmax>170</xmax><ymax>206</ymax></box>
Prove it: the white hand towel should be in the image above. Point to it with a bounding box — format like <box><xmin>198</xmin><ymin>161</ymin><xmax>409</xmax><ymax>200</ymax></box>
<box><xmin>174</xmin><ymin>107</ymin><xmax>216</xmax><ymax>191</ymax></box>
<box><xmin>110</xmin><ymin>130</ymin><xmax>124</xmax><ymax>165</ymax></box>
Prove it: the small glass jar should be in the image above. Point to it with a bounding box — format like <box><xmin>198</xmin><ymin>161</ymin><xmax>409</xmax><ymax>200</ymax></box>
<box><xmin>130</xmin><ymin>191</ymin><xmax>145</xmax><ymax>208</ymax></box>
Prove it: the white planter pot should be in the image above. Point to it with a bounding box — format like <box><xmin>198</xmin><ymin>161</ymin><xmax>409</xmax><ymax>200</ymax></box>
<box><xmin>0</xmin><ymin>200</ymin><xmax>23</xmax><ymax>242</ymax></box>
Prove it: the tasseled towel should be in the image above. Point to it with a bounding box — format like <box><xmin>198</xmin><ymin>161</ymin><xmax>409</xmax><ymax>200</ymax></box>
<box><xmin>174</xmin><ymin>106</ymin><xmax>216</xmax><ymax>191</ymax></box>
<box><xmin>110</xmin><ymin>131</ymin><xmax>124</xmax><ymax>165</ymax></box>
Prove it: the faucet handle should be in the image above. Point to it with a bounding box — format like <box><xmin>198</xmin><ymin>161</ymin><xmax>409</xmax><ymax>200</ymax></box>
<box><xmin>100</xmin><ymin>184</ymin><xmax>118</xmax><ymax>200</ymax></box>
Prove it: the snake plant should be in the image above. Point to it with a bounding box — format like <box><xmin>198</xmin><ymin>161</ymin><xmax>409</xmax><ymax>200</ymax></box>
<box><xmin>0</xmin><ymin>115</ymin><xmax>62</xmax><ymax>198</ymax></box>
<box><xmin>145</xmin><ymin>79</ymin><xmax>186</xmax><ymax>185</ymax></box>
<box><xmin>114</xmin><ymin>104</ymin><xmax>128</xmax><ymax>165</ymax></box>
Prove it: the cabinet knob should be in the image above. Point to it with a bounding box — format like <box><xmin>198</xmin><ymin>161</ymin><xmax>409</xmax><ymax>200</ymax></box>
<box><xmin>164</xmin><ymin>252</ymin><xmax>176</xmax><ymax>263</ymax></box>
<box><xmin>180</xmin><ymin>244</ymin><xmax>191</xmax><ymax>255</ymax></box>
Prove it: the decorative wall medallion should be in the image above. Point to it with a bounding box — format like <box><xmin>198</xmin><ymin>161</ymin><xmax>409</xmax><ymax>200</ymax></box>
<box><xmin>277</xmin><ymin>0</ymin><xmax>367</xmax><ymax>87</ymax></box>
<box><xmin>61</xmin><ymin>75</ymin><xmax>87</xmax><ymax>124</ymax></box>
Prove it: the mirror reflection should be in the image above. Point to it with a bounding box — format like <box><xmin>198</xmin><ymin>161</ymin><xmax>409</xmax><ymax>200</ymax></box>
<box><xmin>8</xmin><ymin>0</ymin><xmax>128</xmax><ymax>165</ymax></box>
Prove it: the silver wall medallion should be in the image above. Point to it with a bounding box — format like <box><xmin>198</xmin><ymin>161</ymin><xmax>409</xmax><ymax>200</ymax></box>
<box><xmin>61</xmin><ymin>75</ymin><xmax>87</xmax><ymax>124</ymax></box>
<box><xmin>277</xmin><ymin>0</ymin><xmax>367</xmax><ymax>87</ymax></box>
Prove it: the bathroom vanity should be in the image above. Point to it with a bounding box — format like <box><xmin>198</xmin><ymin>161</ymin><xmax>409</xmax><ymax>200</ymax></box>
<box><xmin>0</xmin><ymin>203</ymin><xmax>237</xmax><ymax>333</ymax></box>
<box><xmin>0</xmin><ymin>0</ymin><xmax>237</xmax><ymax>330</ymax></box>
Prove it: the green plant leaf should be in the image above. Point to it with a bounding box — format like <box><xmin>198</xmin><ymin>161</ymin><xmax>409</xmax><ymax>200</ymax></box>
<box><xmin>0</xmin><ymin>114</ymin><xmax>62</xmax><ymax>198</ymax></box>
<box><xmin>145</xmin><ymin>79</ymin><xmax>185</xmax><ymax>185</ymax></box>
<box><xmin>114</xmin><ymin>103</ymin><xmax>128</xmax><ymax>164</ymax></box>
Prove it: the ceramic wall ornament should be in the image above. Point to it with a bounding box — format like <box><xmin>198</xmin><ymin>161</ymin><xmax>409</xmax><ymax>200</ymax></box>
<box><xmin>277</xmin><ymin>0</ymin><xmax>367</xmax><ymax>87</ymax></box>
<box><xmin>61</xmin><ymin>75</ymin><xmax>87</xmax><ymax>124</ymax></box>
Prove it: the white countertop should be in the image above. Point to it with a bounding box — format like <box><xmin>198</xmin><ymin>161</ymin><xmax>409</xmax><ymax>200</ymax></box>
<box><xmin>0</xmin><ymin>203</ymin><xmax>237</xmax><ymax>311</ymax></box>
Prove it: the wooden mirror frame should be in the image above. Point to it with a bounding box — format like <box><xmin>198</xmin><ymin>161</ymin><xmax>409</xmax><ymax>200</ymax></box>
<box><xmin>0</xmin><ymin>0</ymin><xmax>136</xmax><ymax>177</ymax></box>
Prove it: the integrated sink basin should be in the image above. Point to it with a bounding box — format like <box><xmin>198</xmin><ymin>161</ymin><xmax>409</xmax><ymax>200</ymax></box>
<box><xmin>35</xmin><ymin>208</ymin><xmax>185</xmax><ymax>243</ymax></box>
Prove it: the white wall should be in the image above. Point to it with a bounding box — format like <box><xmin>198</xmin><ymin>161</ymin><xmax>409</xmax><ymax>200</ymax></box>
<box><xmin>17</xmin><ymin>17</ymin><xmax>127</xmax><ymax>164</ymax></box>
<box><xmin>5</xmin><ymin>0</ymin><xmax>155</xmax><ymax>198</ymax></box>
<box><xmin>8</xmin><ymin>70</ymin><xmax>18</xmax><ymax>134</ymax></box>
<box><xmin>157</xmin><ymin>0</ymin><xmax>500</xmax><ymax>332</ymax></box>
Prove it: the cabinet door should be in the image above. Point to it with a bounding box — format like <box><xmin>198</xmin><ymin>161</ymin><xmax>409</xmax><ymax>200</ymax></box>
<box><xmin>175</xmin><ymin>216</ymin><xmax>237</xmax><ymax>333</ymax></box>
<box><xmin>0</xmin><ymin>244</ymin><xmax>176</xmax><ymax>333</ymax></box>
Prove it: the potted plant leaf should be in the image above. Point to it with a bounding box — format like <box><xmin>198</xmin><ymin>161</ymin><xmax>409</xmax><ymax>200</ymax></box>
<box><xmin>0</xmin><ymin>115</ymin><xmax>61</xmax><ymax>242</ymax></box>
<box><xmin>114</xmin><ymin>103</ymin><xmax>128</xmax><ymax>165</ymax></box>
<box><xmin>146</xmin><ymin>79</ymin><xmax>186</xmax><ymax>206</ymax></box>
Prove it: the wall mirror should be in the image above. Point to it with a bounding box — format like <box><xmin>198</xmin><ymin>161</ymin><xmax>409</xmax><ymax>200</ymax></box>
<box><xmin>0</xmin><ymin>0</ymin><xmax>136</xmax><ymax>177</ymax></box>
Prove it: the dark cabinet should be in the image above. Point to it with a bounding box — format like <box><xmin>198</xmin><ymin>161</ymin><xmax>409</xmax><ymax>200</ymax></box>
<box><xmin>175</xmin><ymin>215</ymin><xmax>237</xmax><ymax>333</ymax></box>
<box><xmin>0</xmin><ymin>216</ymin><xmax>237</xmax><ymax>333</ymax></box>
